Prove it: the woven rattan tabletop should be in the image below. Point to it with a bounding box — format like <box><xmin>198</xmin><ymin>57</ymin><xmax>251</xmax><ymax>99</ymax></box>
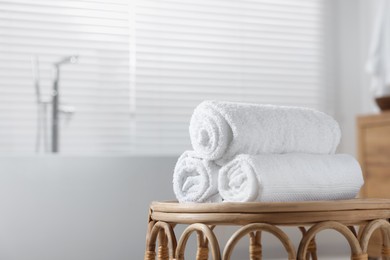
<box><xmin>149</xmin><ymin>198</ymin><xmax>390</xmax><ymax>225</ymax></box>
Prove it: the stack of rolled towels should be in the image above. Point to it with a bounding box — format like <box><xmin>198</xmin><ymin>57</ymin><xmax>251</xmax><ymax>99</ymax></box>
<box><xmin>173</xmin><ymin>100</ymin><xmax>364</xmax><ymax>203</ymax></box>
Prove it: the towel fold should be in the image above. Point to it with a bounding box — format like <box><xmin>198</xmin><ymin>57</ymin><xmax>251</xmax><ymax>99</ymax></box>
<box><xmin>173</xmin><ymin>151</ymin><xmax>222</xmax><ymax>203</ymax></box>
<box><xmin>189</xmin><ymin>100</ymin><xmax>341</xmax><ymax>164</ymax></box>
<box><xmin>218</xmin><ymin>153</ymin><xmax>363</xmax><ymax>202</ymax></box>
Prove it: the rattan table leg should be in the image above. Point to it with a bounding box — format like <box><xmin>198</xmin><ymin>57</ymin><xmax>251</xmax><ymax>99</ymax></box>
<box><xmin>360</xmin><ymin>219</ymin><xmax>390</xmax><ymax>260</ymax></box>
<box><xmin>144</xmin><ymin>211</ymin><xmax>156</xmax><ymax>260</ymax></box>
<box><xmin>176</xmin><ymin>223</ymin><xmax>221</xmax><ymax>260</ymax></box>
<box><xmin>307</xmin><ymin>238</ymin><xmax>318</xmax><ymax>260</ymax></box>
<box><xmin>249</xmin><ymin>231</ymin><xmax>262</xmax><ymax>260</ymax></box>
<box><xmin>196</xmin><ymin>246</ymin><xmax>209</xmax><ymax>260</ymax></box>
<box><xmin>299</xmin><ymin>227</ymin><xmax>317</xmax><ymax>260</ymax></box>
<box><xmin>196</xmin><ymin>227</ymin><xmax>210</xmax><ymax>260</ymax></box>
<box><xmin>158</xmin><ymin>232</ymin><xmax>169</xmax><ymax>260</ymax></box>
<box><xmin>223</xmin><ymin>223</ymin><xmax>296</xmax><ymax>260</ymax></box>
<box><xmin>145</xmin><ymin>221</ymin><xmax>177</xmax><ymax>260</ymax></box>
<box><xmin>298</xmin><ymin>221</ymin><xmax>365</xmax><ymax>260</ymax></box>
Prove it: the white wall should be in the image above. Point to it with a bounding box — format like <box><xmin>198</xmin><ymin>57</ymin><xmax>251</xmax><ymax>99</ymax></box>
<box><xmin>332</xmin><ymin>0</ymin><xmax>381</xmax><ymax>155</ymax></box>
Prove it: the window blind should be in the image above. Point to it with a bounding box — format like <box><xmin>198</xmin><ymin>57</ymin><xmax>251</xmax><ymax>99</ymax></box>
<box><xmin>132</xmin><ymin>0</ymin><xmax>326</xmax><ymax>155</ymax></box>
<box><xmin>0</xmin><ymin>0</ymin><xmax>132</xmax><ymax>154</ymax></box>
<box><xmin>0</xmin><ymin>0</ymin><xmax>326</xmax><ymax>155</ymax></box>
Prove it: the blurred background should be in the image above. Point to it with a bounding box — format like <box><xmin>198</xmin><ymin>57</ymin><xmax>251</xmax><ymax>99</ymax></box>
<box><xmin>0</xmin><ymin>0</ymin><xmax>386</xmax><ymax>259</ymax></box>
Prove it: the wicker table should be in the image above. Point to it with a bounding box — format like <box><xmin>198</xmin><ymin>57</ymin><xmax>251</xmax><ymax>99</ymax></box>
<box><xmin>144</xmin><ymin>199</ymin><xmax>390</xmax><ymax>260</ymax></box>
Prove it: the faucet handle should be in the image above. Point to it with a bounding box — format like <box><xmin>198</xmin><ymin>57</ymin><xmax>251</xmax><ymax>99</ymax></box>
<box><xmin>59</xmin><ymin>105</ymin><xmax>75</xmax><ymax>115</ymax></box>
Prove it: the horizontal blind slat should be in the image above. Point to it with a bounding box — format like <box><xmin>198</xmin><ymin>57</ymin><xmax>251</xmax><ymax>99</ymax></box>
<box><xmin>0</xmin><ymin>0</ymin><xmax>132</xmax><ymax>154</ymax></box>
<box><xmin>0</xmin><ymin>0</ymin><xmax>326</xmax><ymax>155</ymax></box>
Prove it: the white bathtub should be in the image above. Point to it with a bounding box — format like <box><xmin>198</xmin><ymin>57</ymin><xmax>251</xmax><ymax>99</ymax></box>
<box><xmin>0</xmin><ymin>155</ymin><xmax>351</xmax><ymax>260</ymax></box>
<box><xmin>0</xmin><ymin>155</ymin><xmax>176</xmax><ymax>260</ymax></box>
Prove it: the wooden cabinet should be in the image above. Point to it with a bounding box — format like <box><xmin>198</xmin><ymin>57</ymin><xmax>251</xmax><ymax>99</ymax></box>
<box><xmin>358</xmin><ymin>112</ymin><xmax>390</xmax><ymax>198</ymax></box>
<box><xmin>357</xmin><ymin>112</ymin><xmax>390</xmax><ymax>257</ymax></box>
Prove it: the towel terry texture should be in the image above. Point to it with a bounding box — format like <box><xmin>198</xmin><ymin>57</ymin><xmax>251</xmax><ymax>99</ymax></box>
<box><xmin>218</xmin><ymin>153</ymin><xmax>364</xmax><ymax>202</ymax></box>
<box><xmin>173</xmin><ymin>151</ymin><xmax>222</xmax><ymax>203</ymax></box>
<box><xmin>189</xmin><ymin>100</ymin><xmax>341</xmax><ymax>165</ymax></box>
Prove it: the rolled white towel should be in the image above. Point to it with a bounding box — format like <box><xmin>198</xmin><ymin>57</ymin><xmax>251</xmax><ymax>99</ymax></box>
<box><xmin>173</xmin><ymin>151</ymin><xmax>221</xmax><ymax>203</ymax></box>
<box><xmin>218</xmin><ymin>153</ymin><xmax>364</xmax><ymax>202</ymax></box>
<box><xmin>189</xmin><ymin>100</ymin><xmax>341</xmax><ymax>164</ymax></box>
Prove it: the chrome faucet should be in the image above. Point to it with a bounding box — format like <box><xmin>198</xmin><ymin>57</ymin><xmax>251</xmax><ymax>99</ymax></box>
<box><xmin>51</xmin><ymin>55</ymin><xmax>78</xmax><ymax>153</ymax></box>
<box><xmin>32</xmin><ymin>55</ymin><xmax>78</xmax><ymax>153</ymax></box>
